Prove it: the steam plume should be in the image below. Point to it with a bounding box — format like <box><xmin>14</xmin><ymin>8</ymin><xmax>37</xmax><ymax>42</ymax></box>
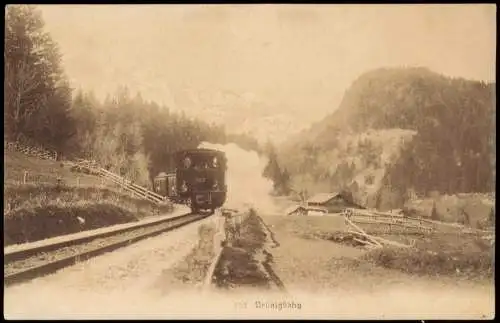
<box><xmin>198</xmin><ymin>142</ymin><xmax>277</xmax><ymax>214</ymax></box>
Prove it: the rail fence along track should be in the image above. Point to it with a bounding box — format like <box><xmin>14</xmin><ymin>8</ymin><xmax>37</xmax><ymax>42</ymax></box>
<box><xmin>73</xmin><ymin>158</ymin><xmax>166</xmax><ymax>204</ymax></box>
<box><xmin>5</xmin><ymin>140</ymin><xmax>166</xmax><ymax>205</ymax></box>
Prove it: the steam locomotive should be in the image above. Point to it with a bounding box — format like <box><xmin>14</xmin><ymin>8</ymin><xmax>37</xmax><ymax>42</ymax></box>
<box><xmin>153</xmin><ymin>148</ymin><xmax>227</xmax><ymax>214</ymax></box>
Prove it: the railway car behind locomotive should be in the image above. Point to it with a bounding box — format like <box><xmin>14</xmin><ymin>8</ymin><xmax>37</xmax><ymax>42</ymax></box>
<box><xmin>154</xmin><ymin>148</ymin><xmax>227</xmax><ymax>214</ymax></box>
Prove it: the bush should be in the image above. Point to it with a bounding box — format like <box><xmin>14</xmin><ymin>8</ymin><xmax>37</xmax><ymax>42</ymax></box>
<box><xmin>362</xmin><ymin>234</ymin><xmax>493</xmax><ymax>279</ymax></box>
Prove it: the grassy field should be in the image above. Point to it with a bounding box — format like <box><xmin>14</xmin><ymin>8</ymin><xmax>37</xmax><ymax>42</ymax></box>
<box><xmin>262</xmin><ymin>214</ymin><xmax>493</xmax><ymax>282</ymax></box>
<box><xmin>357</xmin><ymin>221</ymin><xmax>493</xmax><ymax>279</ymax></box>
<box><xmin>4</xmin><ymin>150</ymin><xmax>173</xmax><ymax>246</ymax></box>
<box><xmin>267</xmin><ymin>194</ymin><xmax>493</xmax><ymax>281</ymax></box>
<box><xmin>4</xmin><ymin>150</ymin><xmax>115</xmax><ymax>188</ymax></box>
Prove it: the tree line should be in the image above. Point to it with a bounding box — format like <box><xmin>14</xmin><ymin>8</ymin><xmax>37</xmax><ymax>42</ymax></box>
<box><xmin>4</xmin><ymin>5</ymin><xmax>271</xmax><ymax>190</ymax></box>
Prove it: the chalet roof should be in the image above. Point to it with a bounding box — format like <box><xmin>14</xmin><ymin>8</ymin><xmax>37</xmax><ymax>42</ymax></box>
<box><xmin>307</xmin><ymin>192</ymin><xmax>341</xmax><ymax>204</ymax></box>
<box><xmin>285</xmin><ymin>205</ymin><xmax>306</xmax><ymax>215</ymax></box>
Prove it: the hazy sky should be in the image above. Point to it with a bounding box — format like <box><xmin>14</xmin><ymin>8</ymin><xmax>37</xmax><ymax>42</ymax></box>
<box><xmin>37</xmin><ymin>4</ymin><xmax>496</xmax><ymax>143</ymax></box>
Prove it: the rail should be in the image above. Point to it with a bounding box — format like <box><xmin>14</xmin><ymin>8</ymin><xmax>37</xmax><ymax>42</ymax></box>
<box><xmin>4</xmin><ymin>211</ymin><xmax>208</xmax><ymax>287</ymax></box>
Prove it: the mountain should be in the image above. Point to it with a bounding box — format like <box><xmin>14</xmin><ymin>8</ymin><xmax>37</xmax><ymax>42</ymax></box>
<box><xmin>278</xmin><ymin>67</ymin><xmax>495</xmax><ymax>210</ymax></box>
<box><xmin>170</xmin><ymin>88</ymin><xmax>313</xmax><ymax>145</ymax></box>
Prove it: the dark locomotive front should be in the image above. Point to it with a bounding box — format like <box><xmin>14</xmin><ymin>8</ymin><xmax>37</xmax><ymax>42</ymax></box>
<box><xmin>175</xmin><ymin>148</ymin><xmax>227</xmax><ymax>213</ymax></box>
<box><xmin>153</xmin><ymin>148</ymin><xmax>227</xmax><ymax>213</ymax></box>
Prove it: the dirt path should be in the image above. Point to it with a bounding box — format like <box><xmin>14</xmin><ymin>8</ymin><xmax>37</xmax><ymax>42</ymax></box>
<box><xmin>260</xmin><ymin>214</ymin><xmax>495</xmax><ymax>319</ymax></box>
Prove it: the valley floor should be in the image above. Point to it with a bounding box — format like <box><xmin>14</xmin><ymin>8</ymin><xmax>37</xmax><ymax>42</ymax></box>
<box><xmin>260</xmin><ymin>214</ymin><xmax>494</xmax><ymax>319</ymax></box>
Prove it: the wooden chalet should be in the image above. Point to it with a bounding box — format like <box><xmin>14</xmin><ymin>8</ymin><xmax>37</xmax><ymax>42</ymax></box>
<box><xmin>284</xmin><ymin>191</ymin><xmax>365</xmax><ymax>216</ymax></box>
<box><xmin>306</xmin><ymin>192</ymin><xmax>364</xmax><ymax>214</ymax></box>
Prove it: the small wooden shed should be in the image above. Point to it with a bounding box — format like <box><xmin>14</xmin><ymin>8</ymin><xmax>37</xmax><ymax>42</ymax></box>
<box><xmin>306</xmin><ymin>192</ymin><xmax>364</xmax><ymax>213</ymax></box>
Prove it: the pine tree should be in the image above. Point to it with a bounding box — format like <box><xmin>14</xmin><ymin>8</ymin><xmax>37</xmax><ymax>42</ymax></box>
<box><xmin>263</xmin><ymin>144</ymin><xmax>281</xmax><ymax>180</ymax></box>
<box><xmin>430</xmin><ymin>202</ymin><xmax>439</xmax><ymax>220</ymax></box>
<box><xmin>279</xmin><ymin>168</ymin><xmax>292</xmax><ymax>195</ymax></box>
<box><xmin>5</xmin><ymin>5</ymin><xmax>74</xmax><ymax>153</ymax></box>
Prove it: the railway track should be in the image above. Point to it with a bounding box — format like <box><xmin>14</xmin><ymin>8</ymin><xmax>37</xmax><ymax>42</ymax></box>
<box><xmin>4</xmin><ymin>212</ymin><xmax>210</xmax><ymax>287</ymax></box>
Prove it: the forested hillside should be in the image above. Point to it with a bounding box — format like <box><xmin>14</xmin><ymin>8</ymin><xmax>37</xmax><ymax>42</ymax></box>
<box><xmin>70</xmin><ymin>89</ymin><xmax>261</xmax><ymax>187</ymax></box>
<box><xmin>4</xmin><ymin>5</ymin><xmax>261</xmax><ymax>189</ymax></box>
<box><xmin>278</xmin><ymin>67</ymin><xmax>495</xmax><ymax>209</ymax></box>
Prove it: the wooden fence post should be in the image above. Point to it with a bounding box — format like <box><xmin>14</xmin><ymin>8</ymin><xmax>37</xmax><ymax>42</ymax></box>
<box><xmin>23</xmin><ymin>170</ymin><xmax>28</xmax><ymax>184</ymax></box>
<box><xmin>234</xmin><ymin>213</ymin><xmax>241</xmax><ymax>239</ymax></box>
<box><xmin>214</xmin><ymin>212</ymin><xmax>225</xmax><ymax>252</ymax></box>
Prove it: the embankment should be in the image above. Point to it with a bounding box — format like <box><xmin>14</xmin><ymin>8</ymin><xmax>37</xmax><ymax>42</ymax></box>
<box><xmin>4</xmin><ymin>182</ymin><xmax>173</xmax><ymax>246</ymax></box>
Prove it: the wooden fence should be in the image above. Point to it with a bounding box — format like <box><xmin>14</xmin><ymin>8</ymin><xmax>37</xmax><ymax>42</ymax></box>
<box><xmin>222</xmin><ymin>208</ymin><xmax>248</xmax><ymax>244</ymax></box>
<box><xmin>73</xmin><ymin>159</ymin><xmax>167</xmax><ymax>205</ymax></box>
<box><xmin>5</xmin><ymin>141</ymin><xmax>57</xmax><ymax>161</ymax></box>
<box><xmin>342</xmin><ymin>207</ymin><xmax>493</xmax><ymax>236</ymax></box>
<box><xmin>343</xmin><ymin>208</ymin><xmax>434</xmax><ymax>233</ymax></box>
<box><xmin>5</xmin><ymin>140</ymin><xmax>166</xmax><ymax>205</ymax></box>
